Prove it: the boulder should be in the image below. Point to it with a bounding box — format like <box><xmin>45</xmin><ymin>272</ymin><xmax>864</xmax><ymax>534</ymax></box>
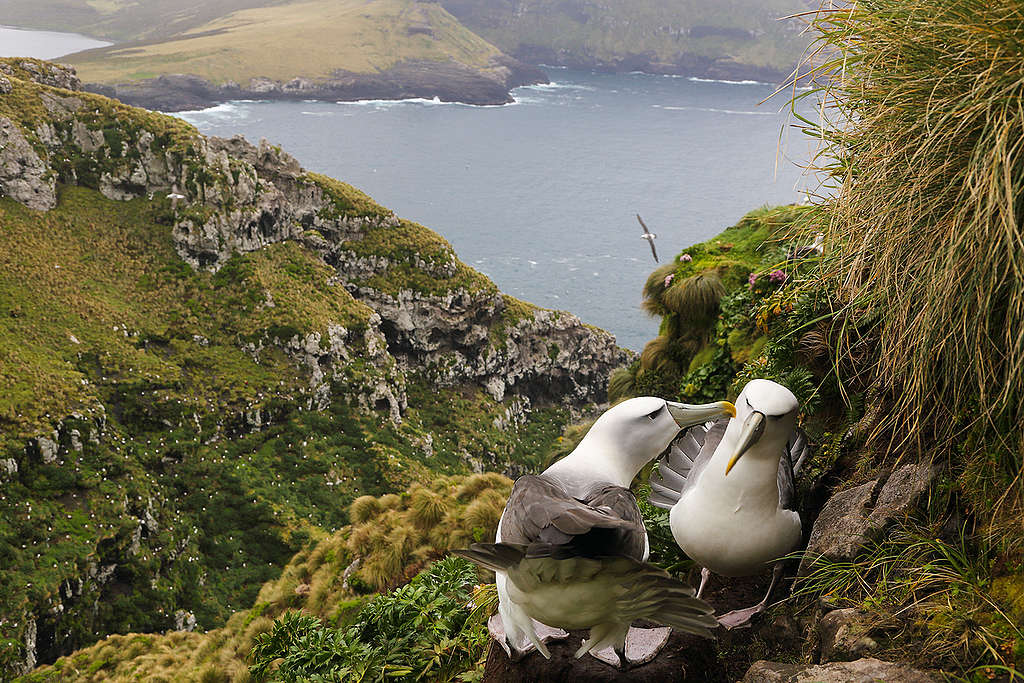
<box><xmin>743</xmin><ymin>658</ymin><xmax>936</xmax><ymax>682</ymax></box>
<box><xmin>800</xmin><ymin>463</ymin><xmax>938</xmax><ymax>574</ymax></box>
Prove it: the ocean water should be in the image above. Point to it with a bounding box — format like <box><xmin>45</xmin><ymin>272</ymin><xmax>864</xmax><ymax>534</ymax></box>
<box><xmin>177</xmin><ymin>72</ymin><xmax>817</xmax><ymax>351</ymax></box>
<box><xmin>0</xmin><ymin>25</ymin><xmax>111</xmax><ymax>59</ymax></box>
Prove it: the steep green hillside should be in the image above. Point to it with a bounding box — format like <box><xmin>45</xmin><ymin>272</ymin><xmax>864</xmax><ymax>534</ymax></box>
<box><xmin>440</xmin><ymin>0</ymin><xmax>815</xmax><ymax>79</ymax></box>
<box><xmin>65</xmin><ymin>0</ymin><xmax>505</xmax><ymax>85</ymax></box>
<box><xmin>0</xmin><ymin>58</ymin><xmax>624</xmax><ymax>677</ymax></box>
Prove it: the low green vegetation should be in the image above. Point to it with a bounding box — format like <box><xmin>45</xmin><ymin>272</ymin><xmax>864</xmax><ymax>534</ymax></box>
<box><xmin>249</xmin><ymin>557</ymin><xmax>490</xmax><ymax>682</ymax></box>
<box><xmin>20</xmin><ymin>474</ymin><xmax>508</xmax><ymax>682</ymax></box>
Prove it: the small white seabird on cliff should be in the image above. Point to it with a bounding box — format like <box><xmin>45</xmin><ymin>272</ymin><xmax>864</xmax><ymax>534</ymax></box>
<box><xmin>787</xmin><ymin>232</ymin><xmax>825</xmax><ymax>261</ymax></box>
<box><xmin>636</xmin><ymin>214</ymin><xmax>659</xmax><ymax>263</ymax></box>
<box><xmin>649</xmin><ymin>379</ymin><xmax>809</xmax><ymax>629</ymax></box>
<box><xmin>456</xmin><ymin>396</ymin><xmax>734</xmax><ymax>668</ymax></box>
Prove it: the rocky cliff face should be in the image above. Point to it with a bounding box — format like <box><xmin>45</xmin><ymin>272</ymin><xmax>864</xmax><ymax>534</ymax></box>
<box><xmin>0</xmin><ymin>58</ymin><xmax>628</xmax><ymax>676</ymax></box>
<box><xmin>0</xmin><ymin>58</ymin><xmax>625</xmax><ymax>410</ymax></box>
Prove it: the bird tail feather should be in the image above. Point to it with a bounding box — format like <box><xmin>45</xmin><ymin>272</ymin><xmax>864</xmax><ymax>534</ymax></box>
<box><xmin>453</xmin><ymin>543</ymin><xmax>525</xmax><ymax>573</ymax></box>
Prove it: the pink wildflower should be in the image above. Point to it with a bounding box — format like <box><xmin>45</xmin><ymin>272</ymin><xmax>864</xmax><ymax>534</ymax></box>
<box><xmin>681</xmin><ymin>254</ymin><xmax>692</xmax><ymax>262</ymax></box>
<box><xmin>664</xmin><ymin>274</ymin><xmax>675</xmax><ymax>287</ymax></box>
<box><xmin>769</xmin><ymin>269</ymin><xmax>787</xmax><ymax>285</ymax></box>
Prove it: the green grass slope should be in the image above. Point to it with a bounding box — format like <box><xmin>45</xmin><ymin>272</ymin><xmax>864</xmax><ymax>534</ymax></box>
<box><xmin>19</xmin><ymin>473</ymin><xmax>510</xmax><ymax>682</ymax></box>
<box><xmin>0</xmin><ymin>0</ymin><xmax>279</xmax><ymax>44</ymax></box>
<box><xmin>0</xmin><ymin>60</ymin><xmax>618</xmax><ymax>677</ymax></box>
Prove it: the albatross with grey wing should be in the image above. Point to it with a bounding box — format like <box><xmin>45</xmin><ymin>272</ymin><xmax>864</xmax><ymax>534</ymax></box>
<box><xmin>456</xmin><ymin>396</ymin><xmax>734</xmax><ymax>668</ymax></box>
<box><xmin>649</xmin><ymin>379</ymin><xmax>810</xmax><ymax>629</ymax></box>
<box><xmin>637</xmin><ymin>214</ymin><xmax>659</xmax><ymax>263</ymax></box>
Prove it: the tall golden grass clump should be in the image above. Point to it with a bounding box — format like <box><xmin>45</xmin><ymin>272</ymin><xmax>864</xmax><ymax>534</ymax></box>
<box><xmin>805</xmin><ymin>1</ymin><xmax>1024</xmax><ymax>452</ymax></box>
<box><xmin>797</xmin><ymin>5</ymin><xmax>1024</xmax><ymax>658</ymax></box>
<box><xmin>662</xmin><ymin>272</ymin><xmax>727</xmax><ymax>323</ymax></box>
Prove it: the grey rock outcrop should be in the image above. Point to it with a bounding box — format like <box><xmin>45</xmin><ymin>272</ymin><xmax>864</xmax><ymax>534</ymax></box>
<box><xmin>743</xmin><ymin>658</ymin><xmax>936</xmax><ymax>682</ymax></box>
<box><xmin>800</xmin><ymin>462</ymin><xmax>939</xmax><ymax>574</ymax></box>
<box><xmin>0</xmin><ymin>59</ymin><xmax>80</xmax><ymax>90</ymax></box>
<box><xmin>0</xmin><ymin>117</ymin><xmax>57</xmax><ymax>210</ymax></box>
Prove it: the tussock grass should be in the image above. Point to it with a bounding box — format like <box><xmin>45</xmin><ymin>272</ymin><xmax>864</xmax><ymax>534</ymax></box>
<box><xmin>662</xmin><ymin>271</ymin><xmax>727</xmax><ymax>323</ymax></box>
<box><xmin>607</xmin><ymin>367</ymin><xmax>636</xmax><ymax>404</ymax></box>
<box><xmin>408</xmin><ymin>486</ymin><xmax>449</xmax><ymax>529</ymax></box>
<box><xmin>349</xmin><ymin>495</ymin><xmax>383</xmax><ymax>524</ymax></box>
<box><xmin>801</xmin><ymin>1</ymin><xmax>1024</xmax><ymax>456</ymax></box>
<box><xmin>784</xmin><ymin>2</ymin><xmax>1024</xmax><ymax>674</ymax></box>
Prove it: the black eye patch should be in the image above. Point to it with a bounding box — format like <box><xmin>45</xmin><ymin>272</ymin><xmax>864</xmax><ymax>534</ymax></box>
<box><xmin>647</xmin><ymin>406</ymin><xmax>663</xmax><ymax>420</ymax></box>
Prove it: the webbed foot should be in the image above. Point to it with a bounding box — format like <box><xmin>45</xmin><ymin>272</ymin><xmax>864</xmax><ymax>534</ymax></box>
<box><xmin>587</xmin><ymin>626</ymin><xmax>672</xmax><ymax>668</ymax></box>
<box><xmin>488</xmin><ymin>614</ymin><xmax>569</xmax><ymax>660</ymax></box>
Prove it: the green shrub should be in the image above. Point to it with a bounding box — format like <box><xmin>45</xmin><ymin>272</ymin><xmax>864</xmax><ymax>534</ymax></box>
<box><xmin>249</xmin><ymin>557</ymin><xmax>488</xmax><ymax>682</ymax></box>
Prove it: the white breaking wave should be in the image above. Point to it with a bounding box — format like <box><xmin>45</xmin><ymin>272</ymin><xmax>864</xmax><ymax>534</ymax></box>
<box><xmin>517</xmin><ymin>81</ymin><xmax>596</xmax><ymax>92</ymax></box>
<box><xmin>653</xmin><ymin>104</ymin><xmax>774</xmax><ymax>116</ymax></box>
<box><xmin>688</xmin><ymin>76</ymin><xmax>764</xmax><ymax>86</ymax></box>
<box><xmin>336</xmin><ymin>96</ymin><xmax>516</xmax><ymax>109</ymax></box>
<box><xmin>174</xmin><ymin>101</ymin><xmax>255</xmax><ymax>119</ymax></box>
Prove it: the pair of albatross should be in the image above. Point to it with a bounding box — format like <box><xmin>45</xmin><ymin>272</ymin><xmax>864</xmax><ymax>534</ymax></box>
<box><xmin>457</xmin><ymin>379</ymin><xmax>808</xmax><ymax>667</ymax></box>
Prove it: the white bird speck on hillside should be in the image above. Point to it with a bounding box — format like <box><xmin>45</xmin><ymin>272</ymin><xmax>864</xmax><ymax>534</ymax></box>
<box><xmin>456</xmin><ymin>396</ymin><xmax>734</xmax><ymax>668</ymax></box>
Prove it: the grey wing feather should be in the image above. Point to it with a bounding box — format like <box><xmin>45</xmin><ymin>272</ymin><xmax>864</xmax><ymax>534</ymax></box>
<box><xmin>778</xmin><ymin>428</ymin><xmax>810</xmax><ymax>511</ymax></box>
<box><xmin>648</xmin><ymin>420</ymin><xmax>728</xmax><ymax>510</ymax></box>
<box><xmin>581</xmin><ymin>484</ymin><xmax>646</xmax><ymax>560</ymax></box>
<box><xmin>499</xmin><ymin>475</ymin><xmax>643</xmax><ymax>556</ymax></box>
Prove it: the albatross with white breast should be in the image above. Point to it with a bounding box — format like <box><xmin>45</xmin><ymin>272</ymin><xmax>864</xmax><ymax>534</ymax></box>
<box><xmin>649</xmin><ymin>379</ymin><xmax>809</xmax><ymax>628</ymax></box>
<box><xmin>456</xmin><ymin>396</ymin><xmax>734</xmax><ymax>668</ymax></box>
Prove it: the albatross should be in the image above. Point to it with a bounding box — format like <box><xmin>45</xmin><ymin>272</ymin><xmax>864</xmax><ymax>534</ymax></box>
<box><xmin>456</xmin><ymin>396</ymin><xmax>734</xmax><ymax>668</ymax></box>
<box><xmin>649</xmin><ymin>379</ymin><xmax>809</xmax><ymax>629</ymax></box>
<box><xmin>636</xmin><ymin>214</ymin><xmax>659</xmax><ymax>263</ymax></box>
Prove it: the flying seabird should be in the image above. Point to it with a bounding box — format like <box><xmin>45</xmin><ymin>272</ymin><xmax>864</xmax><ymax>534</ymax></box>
<box><xmin>456</xmin><ymin>397</ymin><xmax>734</xmax><ymax>668</ymax></box>
<box><xmin>649</xmin><ymin>379</ymin><xmax>809</xmax><ymax>629</ymax></box>
<box><xmin>636</xmin><ymin>214</ymin><xmax>659</xmax><ymax>263</ymax></box>
<box><xmin>787</xmin><ymin>232</ymin><xmax>824</xmax><ymax>261</ymax></box>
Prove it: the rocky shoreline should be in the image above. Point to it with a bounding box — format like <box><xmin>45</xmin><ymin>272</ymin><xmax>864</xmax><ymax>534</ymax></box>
<box><xmin>84</xmin><ymin>57</ymin><xmax>549</xmax><ymax>112</ymax></box>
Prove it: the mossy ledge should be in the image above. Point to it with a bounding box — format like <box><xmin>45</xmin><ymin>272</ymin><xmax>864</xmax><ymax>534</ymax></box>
<box><xmin>0</xmin><ymin>59</ymin><xmax>628</xmax><ymax>677</ymax></box>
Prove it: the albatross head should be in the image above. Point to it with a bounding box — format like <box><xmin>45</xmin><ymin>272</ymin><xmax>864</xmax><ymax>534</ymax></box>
<box><xmin>724</xmin><ymin>379</ymin><xmax>799</xmax><ymax>475</ymax></box>
<box><xmin>554</xmin><ymin>397</ymin><xmax>735</xmax><ymax>488</ymax></box>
